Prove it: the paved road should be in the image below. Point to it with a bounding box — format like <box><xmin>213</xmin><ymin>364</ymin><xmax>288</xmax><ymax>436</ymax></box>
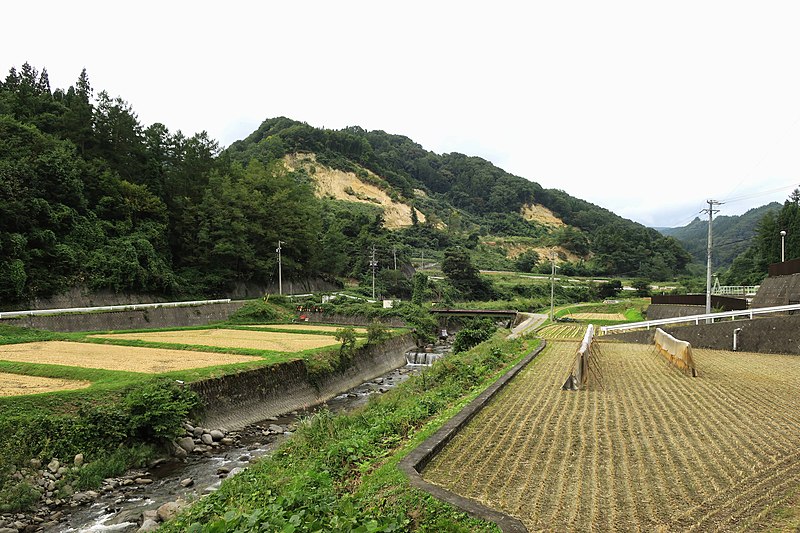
<box><xmin>508</xmin><ymin>312</ymin><xmax>547</xmax><ymax>339</ymax></box>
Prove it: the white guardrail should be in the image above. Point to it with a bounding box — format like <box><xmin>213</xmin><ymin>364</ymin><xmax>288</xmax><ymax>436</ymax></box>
<box><xmin>600</xmin><ymin>303</ymin><xmax>800</xmax><ymax>334</ymax></box>
<box><xmin>0</xmin><ymin>299</ymin><xmax>232</xmax><ymax>320</ymax></box>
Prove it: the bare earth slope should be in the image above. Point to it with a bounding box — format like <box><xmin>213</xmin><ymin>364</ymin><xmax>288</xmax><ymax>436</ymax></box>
<box><xmin>423</xmin><ymin>341</ymin><xmax>800</xmax><ymax>532</ymax></box>
<box><xmin>283</xmin><ymin>153</ymin><xmax>425</xmax><ymax>229</ymax></box>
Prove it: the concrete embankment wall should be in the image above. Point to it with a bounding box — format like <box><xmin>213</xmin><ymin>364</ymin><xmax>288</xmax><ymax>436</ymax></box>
<box><xmin>646</xmin><ymin>304</ymin><xmax>708</xmax><ymax>320</ymax></box>
<box><xmin>191</xmin><ymin>333</ymin><xmax>417</xmax><ymax>430</ymax></box>
<box><xmin>0</xmin><ymin>301</ymin><xmax>248</xmax><ymax>332</ymax></box>
<box><xmin>604</xmin><ymin>314</ymin><xmax>800</xmax><ymax>354</ymax></box>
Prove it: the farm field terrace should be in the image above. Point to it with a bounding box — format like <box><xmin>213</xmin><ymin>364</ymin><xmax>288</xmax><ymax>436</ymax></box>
<box><xmin>0</xmin><ymin>325</ymin><xmax>351</xmax><ymax>398</ymax></box>
<box><xmin>89</xmin><ymin>328</ymin><xmax>340</xmax><ymax>352</ymax></box>
<box><xmin>423</xmin><ymin>340</ymin><xmax>800</xmax><ymax>531</ymax></box>
<box><xmin>241</xmin><ymin>324</ymin><xmax>369</xmax><ymax>334</ymax></box>
<box><xmin>0</xmin><ymin>341</ymin><xmax>260</xmax><ymax>375</ymax></box>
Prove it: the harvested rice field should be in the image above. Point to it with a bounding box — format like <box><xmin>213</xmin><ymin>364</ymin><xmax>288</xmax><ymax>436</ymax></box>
<box><xmin>423</xmin><ymin>341</ymin><xmax>800</xmax><ymax>532</ymax></box>
<box><xmin>243</xmin><ymin>324</ymin><xmax>369</xmax><ymax>334</ymax></box>
<box><xmin>90</xmin><ymin>328</ymin><xmax>339</xmax><ymax>351</ymax></box>
<box><xmin>568</xmin><ymin>312</ymin><xmax>626</xmax><ymax>320</ymax></box>
<box><xmin>0</xmin><ymin>341</ymin><xmax>258</xmax><ymax>373</ymax></box>
<box><xmin>0</xmin><ymin>372</ymin><xmax>90</xmax><ymax>396</ymax></box>
<box><xmin>537</xmin><ymin>324</ymin><xmax>586</xmax><ymax>340</ymax></box>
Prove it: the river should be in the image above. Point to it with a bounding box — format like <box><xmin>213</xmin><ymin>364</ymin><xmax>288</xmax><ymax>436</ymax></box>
<box><xmin>55</xmin><ymin>343</ymin><xmax>451</xmax><ymax>532</ymax></box>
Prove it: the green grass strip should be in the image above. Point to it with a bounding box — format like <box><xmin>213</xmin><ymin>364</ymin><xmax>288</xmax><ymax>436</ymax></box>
<box><xmin>161</xmin><ymin>332</ymin><xmax>539</xmax><ymax>532</ymax></box>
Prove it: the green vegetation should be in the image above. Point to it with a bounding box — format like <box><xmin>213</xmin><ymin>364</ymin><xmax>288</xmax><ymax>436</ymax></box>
<box><xmin>0</xmin><ymin>378</ymin><xmax>198</xmax><ymax>511</ymax></box>
<box><xmin>162</xmin><ymin>332</ymin><xmax>538</xmax><ymax>532</ymax></box>
<box><xmin>723</xmin><ymin>190</ymin><xmax>800</xmax><ymax>285</ymax></box>
<box><xmin>452</xmin><ymin>318</ymin><xmax>498</xmax><ymax>353</ymax></box>
<box><xmin>1</xmin><ymin>62</ymin><xmax>694</xmax><ymax>309</ymax></box>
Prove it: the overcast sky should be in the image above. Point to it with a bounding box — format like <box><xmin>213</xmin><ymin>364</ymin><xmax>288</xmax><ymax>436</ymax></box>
<box><xmin>4</xmin><ymin>1</ymin><xmax>800</xmax><ymax>228</ymax></box>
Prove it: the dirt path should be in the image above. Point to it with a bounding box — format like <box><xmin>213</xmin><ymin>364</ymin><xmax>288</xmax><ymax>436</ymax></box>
<box><xmin>423</xmin><ymin>341</ymin><xmax>800</xmax><ymax>531</ymax></box>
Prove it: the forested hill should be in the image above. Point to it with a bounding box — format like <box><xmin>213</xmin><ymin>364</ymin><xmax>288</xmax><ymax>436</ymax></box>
<box><xmin>227</xmin><ymin>118</ymin><xmax>691</xmax><ymax>278</ymax></box>
<box><xmin>658</xmin><ymin>203</ymin><xmax>781</xmax><ymax>269</ymax></box>
<box><xmin>0</xmin><ymin>63</ymin><xmax>690</xmax><ymax>305</ymax></box>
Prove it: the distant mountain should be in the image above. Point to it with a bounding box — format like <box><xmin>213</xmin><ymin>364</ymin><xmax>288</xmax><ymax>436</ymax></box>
<box><xmin>657</xmin><ymin>203</ymin><xmax>781</xmax><ymax>268</ymax></box>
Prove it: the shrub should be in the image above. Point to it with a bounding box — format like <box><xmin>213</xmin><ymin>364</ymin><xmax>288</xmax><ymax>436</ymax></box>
<box><xmin>124</xmin><ymin>379</ymin><xmax>200</xmax><ymax>443</ymax></box>
<box><xmin>366</xmin><ymin>321</ymin><xmax>390</xmax><ymax>344</ymax></box>
<box><xmin>452</xmin><ymin>318</ymin><xmax>497</xmax><ymax>354</ymax></box>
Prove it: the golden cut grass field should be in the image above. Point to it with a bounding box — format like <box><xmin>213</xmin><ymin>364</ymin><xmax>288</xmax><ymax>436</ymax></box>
<box><xmin>0</xmin><ymin>341</ymin><xmax>259</xmax><ymax>373</ymax></box>
<box><xmin>243</xmin><ymin>324</ymin><xmax>369</xmax><ymax>334</ymax></box>
<box><xmin>0</xmin><ymin>371</ymin><xmax>90</xmax><ymax>396</ymax></box>
<box><xmin>423</xmin><ymin>341</ymin><xmax>800</xmax><ymax>532</ymax></box>
<box><xmin>90</xmin><ymin>328</ymin><xmax>339</xmax><ymax>351</ymax></box>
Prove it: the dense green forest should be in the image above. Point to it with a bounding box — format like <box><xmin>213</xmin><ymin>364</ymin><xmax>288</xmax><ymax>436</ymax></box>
<box><xmin>722</xmin><ymin>191</ymin><xmax>800</xmax><ymax>285</ymax></box>
<box><xmin>1</xmin><ymin>62</ymin><xmax>693</xmax><ymax>305</ymax></box>
<box><xmin>658</xmin><ymin>203</ymin><xmax>780</xmax><ymax>269</ymax></box>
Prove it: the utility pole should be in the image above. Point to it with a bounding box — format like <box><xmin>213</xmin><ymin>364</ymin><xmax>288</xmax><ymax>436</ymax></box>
<box><xmin>393</xmin><ymin>246</ymin><xmax>397</xmax><ymax>270</ymax></box>
<box><xmin>420</xmin><ymin>251</ymin><xmax>424</xmax><ymax>271</ymax></box>
<box><xmin>702</xmin><ymin>200</ymin><xmax>721</xmax><ymax>315</ymax></box>
<box><xmin>550</xmin><ymin>251</ymin><xmax>557</xmax><ymax>322</ymax></box>
<box><xmin>276</xmin><ymin>240</ymin><xmax>284</xmax><ymax>295</ymax></box>
<box><xmin>369</xmin><ymin>245</ymin><xmax>378</xmax><ymax>300</ymax></box>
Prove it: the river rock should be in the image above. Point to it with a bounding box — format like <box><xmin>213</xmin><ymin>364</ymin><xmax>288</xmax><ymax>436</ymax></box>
<box><xmin>46</xmin><ymin>459</ymin><xmax>59</xmax><ymax>473</ymax></box>
<box><xmin>30</xmin><ymin>458</ymin><xmax>41</xmax><ymax>470</ymax></box>
<box><xmin>176</xmin><ymin>436</ymin><xmax>195</xmax><ymax>453</ymax></box>
<box><xmin>180</xmin><ymin>477</ymin><xmax>194</xmax><ymax>487</ymax></box>
<box><xmin>172</xmin><ymin>445</ymin><xmax>188</xmax><ymax>460</ymax></box>
<box><xmin>221</xmin><ymin>437</ymin><xmax>234</xmax><ymax>446</ymax></box>
<box><xmin>209</xmin><ymin>429</ymin><xmax>224</xmax><ymax>441</ymax></box>
<box><xmin>192</xmin><ymin>427</ymin><xmax>203</xmax><ymax>438</ymax></box>
<box><xmin>268</xmin><ymin>424</ymin><xmax>283</xmax><ymax>434</ymax></box>
<box><xmin>138</xmin><ymin>518</ymin><xmax>159</xmax><ymax>532</ymax></box>
<box><xmin>71</xmin><ymin>492</ymin><xmax>94</xmax><ymax>504</ymax></box>
<box><xmin>0</xmin><ymin>528</ymin><xmax>17</xmax><ymax>533</ymax></box>
<box><xmin>200</xmin><ymin>433</ymin><xmax>214</xmax><ymax>446</ymax></box>
<box><xmin>135</xmin><ymin>478</ymin><xmax>153</xmax><ymax>485</ymax></box>
<box><xmin>74</xmin><ymin>453</ymin><xmax>84</xmax><ymax>468</ymax></box>
<box><xmin>156</xmin><ymin>501</ymin><xmax>181</xmax><ymax>522</ymax></box>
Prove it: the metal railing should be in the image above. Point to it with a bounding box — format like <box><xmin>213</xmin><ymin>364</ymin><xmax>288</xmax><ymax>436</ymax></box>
<box><xmin>0</xmin><ymin>299</ymin><xmax>232</xmax><ymax>320</ymax></box>
<box><xmin>712</xmin><ymin>285</ymin><xmax>760</xmax><ymax>296</ymax></box>
<box><xmin>600</xmin><ymin>303</ymin><xmax>800</xmax><ymax>334</ymax></box>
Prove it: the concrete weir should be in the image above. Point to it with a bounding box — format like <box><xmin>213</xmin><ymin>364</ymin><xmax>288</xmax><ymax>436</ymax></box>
<box><xmin>191</xmin><ymin>334</ymin><xmax>417</xmax><ymax>430</ymax></box>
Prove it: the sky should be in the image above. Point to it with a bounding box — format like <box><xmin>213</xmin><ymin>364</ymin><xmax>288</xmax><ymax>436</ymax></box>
<box><xmin>4</xmin><ymin>0</ymin><xmax>800</xmax><ymax>228</ymax></box>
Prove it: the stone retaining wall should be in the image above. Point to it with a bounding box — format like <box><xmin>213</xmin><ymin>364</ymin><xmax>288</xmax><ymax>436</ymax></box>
<box><xmin>0</xmin><ymin>301</ymin><xmax>248</xmax><ymax>332</ymax></box>
<box><xmin>603</xmin><ymin>314</ymin><xmax>800</xmax><ymax>354</ymax></box>
<box><xmin>191</xmin><ymin>333</ymin><xmax>417</xmax><ymax>430</ymax></box>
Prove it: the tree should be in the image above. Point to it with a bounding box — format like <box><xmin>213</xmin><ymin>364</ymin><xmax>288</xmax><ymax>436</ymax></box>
<box><xmin>441</xmin><ymin>247</ymin><xmax>493</xmax><ymax>300</ymax></box>
<box><xmin>411</xmin><ymin>272</ymin><xmax>429</xmax><ymax>305</ymax></box>
<box><xmin>515</xmin><ymin>250</ymin><xmax>540</xmax><ymax>273</ymax></box>
<box><xmin>335</xmin><ymin>327</ymin><xmax>357</xmax><ymax>355</ymax></box>
<box><xmin>598</xmin><ymin>279</ymin><xmax>622</xmax><ymax>299</ymax></box>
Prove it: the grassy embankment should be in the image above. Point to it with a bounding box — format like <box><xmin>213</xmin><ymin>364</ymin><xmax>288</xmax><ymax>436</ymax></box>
<box><xmin>161</xmin><ymin>332</ymin><xmax>540</xmax><ymax>532</ymax></box>
<box><xmin>0</xmin><ymin>300</ymin><xmax>407</xmax><ymax>512</ymax></box>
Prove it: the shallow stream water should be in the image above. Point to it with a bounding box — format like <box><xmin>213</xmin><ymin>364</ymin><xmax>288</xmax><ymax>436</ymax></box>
<box><xmin>57</xmin><ymin>342</ymin><xmax>451</xmax><ymax>532</ymax></box>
